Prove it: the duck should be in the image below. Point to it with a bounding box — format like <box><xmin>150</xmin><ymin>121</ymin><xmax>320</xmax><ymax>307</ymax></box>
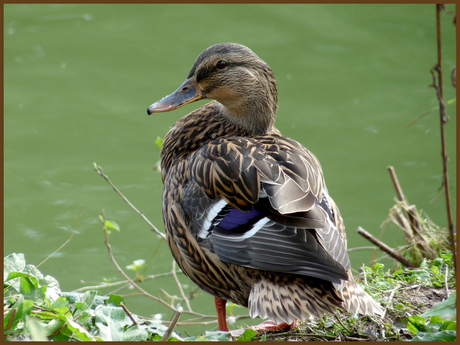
<box><xmin>147</xmin><ymin>43</ymin><xmax>383</xmax><ymax>332</ymax></box>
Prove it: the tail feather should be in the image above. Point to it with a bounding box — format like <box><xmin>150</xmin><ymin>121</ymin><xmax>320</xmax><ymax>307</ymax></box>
<box><xmin>334</xmin><ymin>271</ymin><xmax>384</xmax><ymax>317</ymax></box>
<box><xmin>248</xmin><ymin>273</ymin><xmax>383</xmax><ymax>325</ymax></box>
<box><xmin>249</xmin><ymin>276</ymin><xmax>343</xmax><ymax>323</ymax></box>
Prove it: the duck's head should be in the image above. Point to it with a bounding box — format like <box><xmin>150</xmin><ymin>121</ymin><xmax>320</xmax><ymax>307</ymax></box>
<box><xmin>148</xmin><ymin>43</ymin><xmax>278</xmax><ymax>135</ymax></box>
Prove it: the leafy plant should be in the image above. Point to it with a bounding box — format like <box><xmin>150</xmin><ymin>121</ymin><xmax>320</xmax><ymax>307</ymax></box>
<box><xmin>3</xmin><ymin>253</ymin><xmax>188</xmax><ymax>341</ymax></box>
<box><xmin>407</xmin><ymin>292</ymin><xmax>456</xmax><ymax>341</ymax></box>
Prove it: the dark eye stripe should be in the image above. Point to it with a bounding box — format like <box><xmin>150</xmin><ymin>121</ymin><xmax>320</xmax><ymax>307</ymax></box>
<box><xmin>195</xmin><ymin>62</ymin><xmax>245</xmax><ymax>83</ymax></box>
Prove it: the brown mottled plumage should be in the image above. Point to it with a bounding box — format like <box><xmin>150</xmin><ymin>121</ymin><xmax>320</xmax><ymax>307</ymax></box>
<box><xmin>147</xmin><ymin>43</ymin><xmax>383</xmax><ymax>331</ymax></box>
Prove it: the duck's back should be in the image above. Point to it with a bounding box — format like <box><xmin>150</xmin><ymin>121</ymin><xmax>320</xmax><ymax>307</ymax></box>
<box><xmin>150</xmin><ymin>43</ymin><xmax>383</xmax><ymax>328</ymax></box>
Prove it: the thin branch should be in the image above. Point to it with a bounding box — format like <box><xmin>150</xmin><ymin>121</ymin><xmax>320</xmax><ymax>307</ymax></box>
<box><xmin>171</xmin><ymin>261</ymin><xmax>193</xmax><ymax>312</ymax></box>
<box><xmin>431</xmin><ymin>4</ymin><xmax>456</xmax><ymax>276</ymax></box>
<box><xmin>444</xmin><ymin>264</ymin><xmax>450</xmax><ymax>298</ymax></box>
<box><xmin>360</xmin><ymin>263</ymin><xmax>367</xmax><ymax>287</ymax></box>
<box><xmin>37</xmin><ymin>205</ymin><xmax>83</xmax><ymax>269</ymax></box>
<box><xmin>162</xmin><ymin>310</ymin><xmax>182</xmax><ymax>341</ymax></box>
<box><xmin>100</xmin><ymin>210</ymin><xmax>176</xmax><ymax>312</ymax></box>
<box><xmin>75</xmin><ymin>271</ymin><xmax>181</xmax><ymax>292</ymax></box>
<box><xmin>387</xmin><ymin>166</ymin><xmax>405</xmax><ymax>202</ymax></box>
<box><xmin>382</xmin><ymin>284</ymin><xmax>400</xmax><ymax>320</ymax></box>
<box><xmin>356</xmin><ymin>227</ymin><xmax>417</xmax><ymax>268</ymax></box>
<box><xmin>120</xmin><ymin>302</ymin><xmax>138</xmax><ymax>326</ymax></box>
<box><xmin>5</xmin><ymin>207</ymin><xmax>83</xmax><ymax>296</ymax></box>
<box><xmin>347</xmin><ymin>246</ymin><xmax>378</xmax><ymax>252</ymax></box>
<box><xmin>387</xmin><ymin>166</ymin><xmax>437</xmax><ymax>259</ymax></box>
<box><xmin>94</xmin><ymin>163</ymin><xmax>166</xmax><ymax>241</ymax></box>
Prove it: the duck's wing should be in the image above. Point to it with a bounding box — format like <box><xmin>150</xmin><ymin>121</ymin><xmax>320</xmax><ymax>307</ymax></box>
<box><xmin>182</xmin><ymin>135</ymin><xmax>351</xmax><ymax>284</ymax></box>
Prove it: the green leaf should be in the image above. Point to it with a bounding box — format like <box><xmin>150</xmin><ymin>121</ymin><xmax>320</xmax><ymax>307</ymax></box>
<box><xmin>98</xmin><ymin>216</ymin><xmax>120</xmax><ymax>231</ymax></box>
<box><xmin>155</xmin><ymin>136</ymin><xmax>164</xmax><ymax>149</ymax></box>
<box><xmin>43</xmin><ymin>275</ymin><xmax>61</xmax><ymax>303</ymax></box>
<box><xmin>66</xmin><ymin>317</ymin><xmax>96</xmax><ymax>341</ymax></box>
<box><xmin>42</xmin><ymin>318</ymin><xmax>66</xmax><ymax>336</ymax></box>
<box><xmin>20</xmin><ymin>276</ymin><xmax>39</xmax><ymax>300</ymax></box>
<box><xmin>205</xmin><ymin>330</ymin><xmax>232</xmax><ymax>341</ymax></box>
<box><xmin>237</xmin><ymin>328</ymin><xmax>257</xmax><ymax>341</ymax></box>
<box><xmin>26</xmin><ymin>315</ymin><xmax>48</xmax><ymax>341</ymax></box>
<box><xmin>105</xmin><ymin>294</ymin><xmax>124</xmax><ymax>306</ymax></box>
<box><xmin>105</xmin><ymin>220</ymin><xmax>120</xmax><ymax>231</ymax></box>
<box><xmin>51</xmin><ymin>296</ymin><xmax>69</xmax><ymax>310</ymax></box>
<box><xmin>23</xmin><ymin>299</ymin><xmax>35</xmax><ymax>316</ymax></box>
<box><xmin>421</xmin><ymin>291</ymin><xmax>456</xmax><ymax>320</ymax></box>
<box><xmin>411</xmin><ymin>330</ymin><xmax>456</xmax><ymax>341</ymax></box>
<box><xmin>442</xmin><ymin>321</ymin><xmax>457</xmax><ymax>331</ymax></box>
<box><xmin>95</xmin><ymin>306</ymin><xmax>127</xmax><ymax>341</ymax></box>
<box><xmin>81</xmin><ymin>290</ymin><xmax>98</xmax><ymax>309</ymax></box>
<box><xmin>372</xmin><ymin>263</ymin><xmax>384</xmax><ymax>272</ymax></box>
<box><xmin>121</xmin><ymin>324</ymin><xmax>149</xmax><ymax>341</ymax></box>
<box><xmin>3</xmin><ymin>253</ymin><xmax>26</xmax><ymax>282</ymax></box>
<box><xmin>407</xmin><ymin>315</ymin><xmax>427</xmax><ymax>334</ymax></box>
<box><xmin>4</xmin><ymin>295</ymin><xmax>24</xmax><ymax>331</ymax></box>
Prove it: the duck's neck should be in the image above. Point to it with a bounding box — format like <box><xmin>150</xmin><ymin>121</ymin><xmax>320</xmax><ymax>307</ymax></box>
<box><xmin>216</xmin><ymin>74</ymin><xmax>279</xmax><ymax>136</ymax></box>
<box><xmin>216</xmin><ymin>98</ymin><xmax>277</xmax><ymax>136</ymax></box>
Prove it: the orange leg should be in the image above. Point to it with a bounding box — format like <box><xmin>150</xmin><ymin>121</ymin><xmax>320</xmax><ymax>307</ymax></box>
<box><xmin>214</xmin><ymin>297</ymin><xmax>230</xmax><ymax>331</ymax></box>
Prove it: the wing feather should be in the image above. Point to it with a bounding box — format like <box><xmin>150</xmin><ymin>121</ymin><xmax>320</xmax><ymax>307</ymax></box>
<box><xmin>182</xmin><ymin>134</ymin><xmax>351</xmax><ymax>283</ymax></box>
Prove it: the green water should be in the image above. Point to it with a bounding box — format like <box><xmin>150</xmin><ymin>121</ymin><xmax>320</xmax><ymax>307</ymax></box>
<box><xmin>4</xmin><ymin>4</ymin><xmax>456</xmax><ymax>335</ymax></box>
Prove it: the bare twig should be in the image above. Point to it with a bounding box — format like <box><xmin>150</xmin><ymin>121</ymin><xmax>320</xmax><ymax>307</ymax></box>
<box><xmin>37</xmin><ymin>205</ymin><xmax>83</xmax><ymax>269</ymax></box>
<box><xmin>120</xmin><ymin>302</ymin><xmax>137</xmax><ymax>326</ymax></box>
<box><xmin>94</xmin><ymin>163</ymin><xmax>166</xmax><ymax>241</ymax></box>
<box><xmin>357</xmin><ymin>227</ymin><xmax>417</xmax><ymax>268</ymax></box>
<box><xmin>387</xmin><ymin>166</ymin><xmax>437</xmax><ymax>260</ymax></box>
<box><xmin>171</xmin><ymin>261</ymin><xmax>193</xmax><ymax>312</ymax></box>
<box><xmin>75</xmin><ymin>271</ymin><xmax>181</xmax><ymax>293</ymax></box>
<box><xmin>431</xmin><ymin>4</ymin><xmax>456</xmax><ymax>276</ymax></box>
<box><xmin>162</xmin><ymin>310</ymin><xmax>182</xmax><ymax>341</ymax></box>
<box><xmin>444</xmin><ymin>264</ymin><xmax>450</xmax><ymax>298</ymax></box>
<box><xmin>4</xmin><ymin>207</ymin><xmax>83</xmax><ymax>296</ymax></box>
<box><xmin>382</xmin><ymin>284</ymin><xmax>400</xmax><ymax>319</ymax></box>
<box><xmin>5</xmin><ymin>308</ymin><xmax>17</xmax><ymax>331</ymax></box>
<box><xmin>360</xmin><ymin>263</ymin><xmax>367</xmax><ymax>287</ymax></box>
<box><xmin>100</xmin><ymin>210</ymin><xmax>176</xmax><ymax>312</ymax></box>
<box><xmin>387</xmin><ymin>166</ymin><xmax>405</xmax><ymax>202</ymax></box>
<box><xmin>347</xmin><ymin>246</ymin><xmax>378</xmax><ymax>252</ymax></box>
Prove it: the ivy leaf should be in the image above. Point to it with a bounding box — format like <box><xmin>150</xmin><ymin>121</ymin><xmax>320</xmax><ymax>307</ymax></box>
<box><xmin>95</xmin><ymin>306</ymin><xmax>127</xmax><ymax>341</ymax></box>
<box><xmin>105</xmin><ymin>294</ymin><xmax>124</xmax><ymax>307</ymax></box>
<box><xmin>237</xmin><ymin>328</ymin><xmax>257</xmax><ymax>341</ymax></box>
<box><xmin>411</xmin><ymin>330</ymin><xmax>456</xmax><ymax>341</ymax></box>
<box><xmin>407</xmin><ymin>315</ymin><xmax>427</xmax><ymax>334</ymax></box>
<box><xmin>4</xmin><ymin>294</ymin><xmax>24</xmax><ymax>331</ymax></box>
<box><xmin>205</xmin><ymin>330</ymin><xmax>232</xmax><ymax>341</ymax></box>
<box><xmin>421</xmin><ymin>291</ymin><xmax>456</xmax><ymax>320</ymax></box>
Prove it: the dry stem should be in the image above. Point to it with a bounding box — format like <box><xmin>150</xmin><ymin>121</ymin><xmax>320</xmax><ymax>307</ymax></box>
<box><xmin>356</xmin><ymin>227</ymin><xmax>417</xmax><ymax>268</ymax></box>
<box><xmin>431</xmin><ymin>4</ymin><xmax>456</xmax><ymax>275</ymax></box>
<box><xmin>100</xmin><ymin>210</ymin><xmax>176</xmax><ymax>312</ymax></box>
<box><xmin>94</xmin><ymin>163</ymin><xmax>166</xmax><ymax>241</ymax></box>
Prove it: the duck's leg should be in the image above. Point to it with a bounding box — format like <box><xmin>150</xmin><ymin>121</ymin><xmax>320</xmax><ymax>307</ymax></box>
<box><xmin>214</xmin><ymin>297</ymin><xmax>230</xmax><ymax>331</ymax></box>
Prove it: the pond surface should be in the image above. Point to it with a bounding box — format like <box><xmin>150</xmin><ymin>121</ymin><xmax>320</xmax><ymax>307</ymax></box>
<box><xmin>4</xmin><ymin>4</ymin><xmax>456</xmax><ymax>335</ymax></box>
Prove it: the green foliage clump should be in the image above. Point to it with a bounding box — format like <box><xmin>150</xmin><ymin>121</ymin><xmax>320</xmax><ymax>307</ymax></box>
<box><xmin>3</xmin><ymin>253</ymin><xmax>195</xmax><ymax>341</ymax></box>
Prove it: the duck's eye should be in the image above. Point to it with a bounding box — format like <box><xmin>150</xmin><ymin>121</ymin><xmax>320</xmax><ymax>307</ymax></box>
<box><xmin>216</xmin><ymin>60</ymin><xmax>228</xmax><ymax>69</ymax></box>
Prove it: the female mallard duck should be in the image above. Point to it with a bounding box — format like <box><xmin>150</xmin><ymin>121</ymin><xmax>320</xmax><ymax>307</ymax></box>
<box><xmin>147</xmin><ymin>43</ymin><xmax>383</xmax><ymax>332</ymax></box>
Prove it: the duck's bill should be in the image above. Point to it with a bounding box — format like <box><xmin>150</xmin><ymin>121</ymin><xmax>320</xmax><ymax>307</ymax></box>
<box><xmin>147</xmin><ymin>78</ymin><xmax>205</xmax><ymax>114</ymax></box>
